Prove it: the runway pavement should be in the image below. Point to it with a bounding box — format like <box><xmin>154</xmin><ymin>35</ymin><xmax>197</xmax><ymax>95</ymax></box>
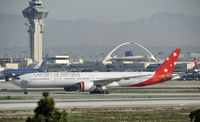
<box><xmin>0</xmin><ymin>80</ymin><xmax>200</xmax><ymax>110</ymax></box>
<box><xmin>0</xmin><ymin>91</ymin><xmax>200</xmax><ymax>110</ymax></box>
<box><xmin>1</xmin><ymin>92</ymin><xmax>200</xmax><ymax>98</ymax></box>
<box><xmin>0</xmin><ymin>97</ymin><xmax>200</xmax><ymax>110</ymax></box>
<box><xmin>0</xmin><ymin>80</ymin><xmax>200</xmax><ymax>92</ymax></box>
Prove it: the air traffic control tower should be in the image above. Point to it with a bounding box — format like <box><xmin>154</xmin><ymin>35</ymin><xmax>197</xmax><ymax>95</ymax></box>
<box><xmin>22</xmin><ymin>0</ymin><xmax>48</xmax><ymax>62</ymax></box>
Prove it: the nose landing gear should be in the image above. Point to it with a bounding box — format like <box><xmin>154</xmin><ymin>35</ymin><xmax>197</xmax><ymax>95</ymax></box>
<box><xmin>21</xmin><ymin>87</ymin><xmax>28</xmax><ymax>94</ymax></box>
<box><xmin>21</xmin><ymin>80</ymin><xmax>28</xmax><ymax>94</ymax></box>
<box><xmin>23</xmin><ymin>88</ymin><xmax>28</xmax><ymax>94</ymax></box>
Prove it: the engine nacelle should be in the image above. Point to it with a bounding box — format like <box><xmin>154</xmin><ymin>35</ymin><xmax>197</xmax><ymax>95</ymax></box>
<box><xmin>64</xmin><ymin>81</ymin><xmax>96</xmax><ymax>92</ymax></box>
<box><xmin>64</xmin><ymin>85</ymin><xmax>79</xmax><ymax>91</ymax></box>
<box><xmin>80</xmin><ymin>81</ymin><xmax>96</xmax><ymax>92</ymax></box>
<box><xmin>5</xmin><ymin>75</ymin><xmax>13</xmax><ymax>82</ymax></box>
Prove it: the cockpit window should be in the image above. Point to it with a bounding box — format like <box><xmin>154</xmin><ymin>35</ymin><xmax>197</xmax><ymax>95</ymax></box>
<box><xmin>15</xmin><ymin>77</ymin><xmax>20</xmax><ymax>80</ymax></box>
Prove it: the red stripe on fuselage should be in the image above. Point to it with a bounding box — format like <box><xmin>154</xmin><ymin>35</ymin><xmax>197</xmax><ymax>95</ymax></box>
<box><xmin>129</xmin><ymin>74</ymin><xmax>171</xmax><ymax>87</ymax></box>
<box><xmin>81</xmin><ymin>81</ymin><xmax>85</xmax><ymax>91</ymax></box>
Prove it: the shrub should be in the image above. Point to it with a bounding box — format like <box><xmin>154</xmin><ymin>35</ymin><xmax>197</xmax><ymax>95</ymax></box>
<box><xmin>26</xmin><ymin>91</ymin><xmax>69</xmax><ymax>122</ymax></box>
<box><xmin>189</xmin><ymin>108</ymin><xmax>200</xmax><ymax>122</ymax></box>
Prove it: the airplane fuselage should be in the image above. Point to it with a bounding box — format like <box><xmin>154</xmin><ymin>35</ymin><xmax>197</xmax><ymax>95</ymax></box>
<box><xmin>13</xmin><ymin>72</ymin><xmax>154</xmax><ymax>88</ymax></box>
<box><xmin>11</xmin><ymin>48</ymin><xmax>181</xmax><ymax>93</ymax></box>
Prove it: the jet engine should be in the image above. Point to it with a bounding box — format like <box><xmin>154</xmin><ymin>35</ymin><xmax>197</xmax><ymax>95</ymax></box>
<box><xmin>79</xmin><ymin>81</ymin><xmax>96</xmax><ymax>92</ymax></box>
<box><xmin>64</xmin><ymin>85</ymin><xmax>79</xmax><ymax>91</ymax></box>
<box><xmin>64</xmin><ymin>81</ymin><xmax>96</xmax><ymax>92</ymax></box>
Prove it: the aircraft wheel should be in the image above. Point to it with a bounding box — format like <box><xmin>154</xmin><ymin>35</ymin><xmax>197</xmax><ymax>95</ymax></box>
<box><xmin>90</xmin><ymin>90</ymin><xmax>110</xmax><ymax>94</ymax></box>
<box><xmin>24</xmin><ymin>88</ymin><xmax>28</xmax><ymax>94</ymax></box>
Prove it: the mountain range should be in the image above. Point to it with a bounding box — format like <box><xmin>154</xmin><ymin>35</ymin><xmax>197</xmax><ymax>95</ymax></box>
<box><xmin>0</xmin><ymin>12</ymin><xmax>200</xmax><ymax>59</ymax></box>
<box><xmin>0</xmin><ymin>12</ymin><xmax>200</xmax><ymax>48</ymax></box>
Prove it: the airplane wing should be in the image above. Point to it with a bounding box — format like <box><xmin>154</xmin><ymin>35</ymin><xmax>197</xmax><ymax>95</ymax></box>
<box><xmin>162</xmin><ymin>74</ymin><xmax>180</xmax><ymax>80</ymax></box>
<box><xmin>92</xmin><ymin>74</ymin><xmax>152</xmax><ymax>86</ymax></box>
<box><xmin>2</xmin><ymin>70</ymin><xmax>17</xmax><ymax>76</ymax></box>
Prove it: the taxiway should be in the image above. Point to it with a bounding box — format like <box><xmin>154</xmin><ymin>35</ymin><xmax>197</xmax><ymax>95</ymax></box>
<box><xmin>0</xmin><ymin>97</ymin><xmax>200</xmax><ymax>110</ymax></box>
<box><xmin>0</xmin><ymin>80</ymin><xmax>200</xmax><ymax>110</ymax></box>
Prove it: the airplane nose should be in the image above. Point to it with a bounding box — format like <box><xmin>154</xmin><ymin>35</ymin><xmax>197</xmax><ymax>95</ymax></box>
<box><xmin>12</xmin><ymin>77</ymin><xmax>29</xmax><ymax>88</ymax></box>
<box><xmin>20</xmin><ymin>80</ymin><xmax>29</xmax><ymax>87</ymax></box>
<box><xmin>12</xmin><ymin>77</ymin><xmax>22</xmax><ymax>86</ymax></box>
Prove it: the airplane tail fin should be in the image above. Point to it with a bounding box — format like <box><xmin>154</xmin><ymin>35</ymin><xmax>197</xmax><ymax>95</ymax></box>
<box><xmin>155</xmin><ymin>48</ymin><xmax>181</xmax><ymax>76</ymax></box>
<box><xmin>34</xmin><ymin>59</ymin><xmax>43</xmax><ymax>70</ymax></box>
<box><xmin>33</xmin><ymin>55</ymin><xmax>48</xmax><ymax>70</ymax></box>
<box><xmin>131</xmin><ymin>49</ymin><xmax>181</xmax><ymax>87</ymax></box>
<box><xmin>194</xmin><ymin>57</ymin><xmax>199</xmax><ymax>70</ymax></box>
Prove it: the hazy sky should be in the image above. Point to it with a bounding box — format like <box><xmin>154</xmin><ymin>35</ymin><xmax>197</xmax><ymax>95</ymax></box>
<box><xmin>0</xmin><ymin>0</ymin><xmax>200</xmax><ymax>23</ymax></box>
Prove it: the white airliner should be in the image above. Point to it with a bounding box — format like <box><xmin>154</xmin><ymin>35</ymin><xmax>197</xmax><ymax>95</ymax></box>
<box><xmin>12</xmin><ymin>49</ymin><xmax>181</xmax><ymax>94</ymax></box>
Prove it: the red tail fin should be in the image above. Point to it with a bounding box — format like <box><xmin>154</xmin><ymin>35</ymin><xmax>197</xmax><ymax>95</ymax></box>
<box><xmin>194</xmin><ymin>57</ymin><xmax>199</xmax><ymax>69</ymax></box>
<box><xmin>131</xmin><ymin>48</ymin><xmax>181</xmax><ymax>87</ymax></box>
<box><xmin>155</xmin><ymin>48</ymin><xmax>181</xmax><ymax>76</ymax></box>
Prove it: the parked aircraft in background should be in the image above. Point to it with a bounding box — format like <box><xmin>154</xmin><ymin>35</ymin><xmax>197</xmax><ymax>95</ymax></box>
<box><xmin>2</xmin><ymin>56</ymin><xmax>48</xmax><ymax>81</ymax></box>
<box><xmin>194</xmin><ymin>57</ymin><xmax>199</xmax><ymax>72</ymax></box>
<box><xmin>12</xmin><ymin>49</ymin><xmax>181</xmax><ymax>94</ymax></box>
<box><xmin>177</xmin><ymin>57</ymin><xmax>200</xmax><ymax>81</ymax></box>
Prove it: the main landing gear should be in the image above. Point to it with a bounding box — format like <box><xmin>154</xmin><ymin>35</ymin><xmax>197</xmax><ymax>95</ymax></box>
<box><xmin>90</xmin><ymin>86</ymin><xmax>110</xmax><ymax>94</ymax></box>
<box><xmin>90</xmin><ymin>90</ymin><xmax>110</xmax><ymax>94</ymax></box>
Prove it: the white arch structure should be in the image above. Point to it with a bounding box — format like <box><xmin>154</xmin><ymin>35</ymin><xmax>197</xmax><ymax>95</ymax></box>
<box><xmin>102</xmin><ymin>42</ymin><xmax>158</xmax><ymax>64</ymax></box>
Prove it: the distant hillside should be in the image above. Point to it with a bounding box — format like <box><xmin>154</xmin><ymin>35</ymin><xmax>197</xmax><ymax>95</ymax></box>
<box><xmin>0</xmin><ymin>12</ymin><xmax>200</xmax><ymax>48</ymax></box>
